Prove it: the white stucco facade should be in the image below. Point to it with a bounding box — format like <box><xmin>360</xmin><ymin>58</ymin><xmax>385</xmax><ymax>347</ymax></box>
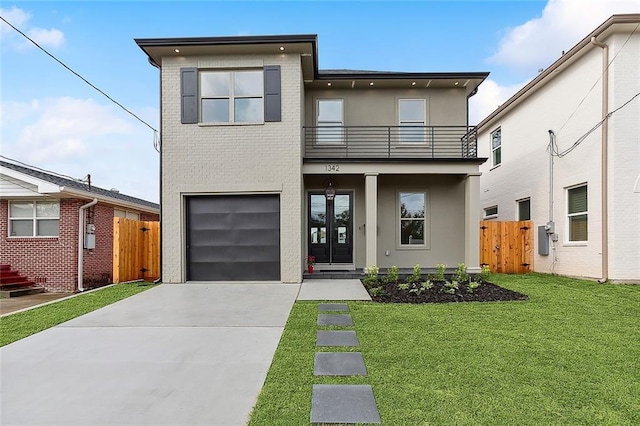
<box><xmin>477</xmin><ymin>17</ymin><xmax>640</xmax><ymax>282</ymax></box>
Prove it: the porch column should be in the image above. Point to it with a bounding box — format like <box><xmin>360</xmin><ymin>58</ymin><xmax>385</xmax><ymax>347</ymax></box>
<box><xmin>464</xmin><ymin>173</ymin><xmax>482</xmax><ymax>273</ymax></box>
<box><xmin>365</xmin><ymin>173</ymin><xmax>378</xmax><ymax>267</ymax></box>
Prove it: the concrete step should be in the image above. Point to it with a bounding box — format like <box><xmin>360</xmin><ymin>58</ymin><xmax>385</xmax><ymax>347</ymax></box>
<box><xmin>0</xmin><ymin>286</ymin><xmax>45</xmax><ymax>298</ymax></box>
<box><xmin>0</xmin><ymin>281</ymin><xmax>37</xmax><ymax>290</ymax></box>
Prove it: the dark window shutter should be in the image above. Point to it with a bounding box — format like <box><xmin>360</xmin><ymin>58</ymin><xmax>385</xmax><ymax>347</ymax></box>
<box><xmin>181</xmin><ymin>67</ymin><xmax>198</xmax><ymax>124</ymax></box>
<box><xmin>264</xmin><ymin>65</ymin><xmax>281</xmax><ymax>122</ymax></box>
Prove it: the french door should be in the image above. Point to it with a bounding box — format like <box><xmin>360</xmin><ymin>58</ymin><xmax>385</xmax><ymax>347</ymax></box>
<box><xmin>308</xmin><ymin>192</ymin><xmax>353</xmax><ymax>264</ymax></box>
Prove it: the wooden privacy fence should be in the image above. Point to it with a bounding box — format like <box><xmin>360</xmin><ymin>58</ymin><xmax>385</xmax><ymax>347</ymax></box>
<box><xmin>480</xmin><ymin>220</ymin><xmax>533</xmax><ymax>274</ymax></box>
<box><xmin>113</xmin><ymin>218</ymin><xmax>160</xmax><ymax>283</ymax></box>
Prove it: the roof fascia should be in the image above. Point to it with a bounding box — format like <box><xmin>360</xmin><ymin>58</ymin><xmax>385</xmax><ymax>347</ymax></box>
<box><xmin>60</xmin><ymin>187</ymin><xmax>160</xmax><ymax>214</ymax></box>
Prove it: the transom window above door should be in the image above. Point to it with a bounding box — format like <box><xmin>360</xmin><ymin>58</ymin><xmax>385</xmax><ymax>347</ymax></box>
<box><xmin>200</xmin><ymin>70</ymin><xmax>264</xmax><ymax>123</ymax></box>
<box><xmin>316</xmin><ymin>99</ymin><xmax>344</xmax><ymax>144</ymax></box>
<box><xmin>398</xmin><ymin>99</ymin><xmax>426</xmax><ymax>143</ymax></box>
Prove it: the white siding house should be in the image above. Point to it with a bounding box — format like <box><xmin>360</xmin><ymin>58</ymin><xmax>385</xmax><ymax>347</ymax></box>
<box><xmin>477</xmin><ymin>14</ymin><xmax>640</xmax><ymax>283</ymax></box>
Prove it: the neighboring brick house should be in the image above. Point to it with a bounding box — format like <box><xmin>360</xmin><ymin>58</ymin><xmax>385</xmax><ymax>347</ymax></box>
<box><xmin>0</xmin><ymin>160</ymin><xmax>159</xmax><ymax>292</ymax></box>
<box><xmin>135</xmin><ymin>34</ymin><xmax>489</xmax><ymax>283</ymax></box>
<box><xmin>476</xmin><ymin>14</ymin><xmax>640</xmax><ymax>283</ymax></box>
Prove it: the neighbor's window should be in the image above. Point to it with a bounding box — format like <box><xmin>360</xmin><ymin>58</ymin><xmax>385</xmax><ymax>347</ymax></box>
<box><xmin>200</xmin><ymin>70</ymin><xmax>263</xmax><ymax>123</ymax></box>
<box><xmin>115</xmin><ymin>209</ymin><xmax>140</xmax><ymax>220</ymax></box>
<box><xmin>518</xmin><ymin>198</ymin><xmax>531</xmax><ymax>221</ymax></box>
<box><xmin>491</xmin><ymin>127</ymin><xmax>501</xmax><ymax>166</ymax></box>
<box><xmin>484</xmin><ymin>206</ymin><xmax>498</xmax><ymax>218</ymax></box>
<box><xmin>399</xmin><ymin>192</ymin><xmax>426</xmax><ymax>246</ymax></box>
<box><xmin>398</xmin><ymin>99</ymin><xmax>426</xmax><ymax>143</ymax></box>
<box><xmin>567</xmin><ymin>184</ymin><xmax>587</xmax><ymax>242</ymax></box>
<box><xmin>316</xmin><ymin>99</ymin><xmax>344</xmax><ymax>144</ymax></box>
<box><xmin>9</xmin><ymin>200</ymin><xmax>59</xmax><ymax>237</ymax></box>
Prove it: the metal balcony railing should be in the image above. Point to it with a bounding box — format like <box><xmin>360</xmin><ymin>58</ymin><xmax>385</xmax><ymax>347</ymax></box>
<box><xmin>303</xmin><ymin>126</ymin><xmax>477</xmax><ymax>159</ymax></box>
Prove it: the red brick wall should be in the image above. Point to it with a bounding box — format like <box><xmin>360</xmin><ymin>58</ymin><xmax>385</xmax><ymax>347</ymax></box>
<box><xmin>1</xmin><ymin>199</ymin><xmax>158</xmax><ymax>292</ymax></box>
<box><xmin>140</xmin><ymin>212</ymin><xmax>159</xmax><ymax>221</ymax></box>
<box><xmin>82</xmin><ymin>203</ymin><xmax>114</xmax><ymax>289</ymax></box>
<box><xmin>1</xmin><ymin>199</ymin><xmax>79</xmax><ymax>292</ymax></box>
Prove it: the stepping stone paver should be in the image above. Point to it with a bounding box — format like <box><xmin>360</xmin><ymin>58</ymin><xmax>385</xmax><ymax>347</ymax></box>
<box><xmin>316</xmin><ymin>330</ymin><xmax>359</xmax><ymax>347</ymax></box>
<box><xmin>318</xmin><ymin>303</ymin><xmax>349</xmax><ymax>312</ymax></box>
<box><xmin>311</xmin><ymin>384</ymin><xmax>381</xmax><ymax>424</ymax></box>
<box><xmin>317</xmin><ymin>313</ymin><xmax>353</xmax><ymax>326</ymax></box>
<box><xmin>314</xmin><ymin>352</ymin><xmax>367</xmax><ymax>376</ymax></box>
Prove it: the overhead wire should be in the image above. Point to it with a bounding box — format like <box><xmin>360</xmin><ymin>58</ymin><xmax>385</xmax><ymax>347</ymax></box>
<box><xmin>0</xmin><ymin>15</ymin><xmax>159</xmax><ymax>144</ymax></box>
<box><xmin>556</xmin><ymin>22</ymin><xmax>640</xmax><ymax>136</ymax></box>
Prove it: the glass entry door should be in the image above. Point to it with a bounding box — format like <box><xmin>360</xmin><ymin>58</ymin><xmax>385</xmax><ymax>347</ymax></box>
<box><xmin>308</xmin><ymin>192</ymin><xmax>353</xmax><ymax>264</ymax></box>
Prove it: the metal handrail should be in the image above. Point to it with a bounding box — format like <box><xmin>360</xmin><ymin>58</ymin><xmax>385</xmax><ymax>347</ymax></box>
<box><xmin>303</xmin><ymin>125</ymin><xmax>477</xmax><ymax>159</ymax></box>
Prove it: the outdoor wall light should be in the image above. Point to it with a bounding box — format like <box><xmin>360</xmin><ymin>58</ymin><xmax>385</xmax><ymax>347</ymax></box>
<box><xmin>279</xmin><ymin>46</ymin><xmax>285</xmax><ymax>51</ymax></box>
<box><xmin>174</xmin><ymin>49</ymin><xmax>180</xmax><ymax>53</ymax></box>
<box><xmin>325</xmin><ymin>180</ymin><xmax>336</xmax><ymax>201</ymax></box>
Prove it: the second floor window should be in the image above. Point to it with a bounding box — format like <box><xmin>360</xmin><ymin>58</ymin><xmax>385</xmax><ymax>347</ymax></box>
<box><xmin>200</xmin><ymin>70</ymin><xmax>264</xmax><ymax>123</ymax></box>
<box><xmin>316</xmin><ymin>99</ymin><xmax>344</xmax><ymax>144</ymax></box>
<box><xmin>399</xmin><ymin>99</ymin><xmax>426</xmax><ymax>143</ymax></box>
<box><xmin>491</xmin><ymin>127</ymin><xmax>502</xmax><ymax>166</ymax></box>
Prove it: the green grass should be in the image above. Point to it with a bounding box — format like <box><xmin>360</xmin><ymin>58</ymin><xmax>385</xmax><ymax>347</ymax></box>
<box><xmin>249</xmin><ymin>274</ymin><xmax>640</xmax><ymax>425</ymax></box>
<box><xmin>0</xmin><ymin>283</ymin><xmax>156</xmax><ymax>347</ymax></box>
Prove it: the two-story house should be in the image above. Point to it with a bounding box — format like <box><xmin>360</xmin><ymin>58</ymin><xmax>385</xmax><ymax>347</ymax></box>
<box><xmin>135</xmin><ymin>34</ymin><xmax>489</xmax><ymax>283</ymax></box>
<box><xmin>476</xmin><ymin>14</ymin><xmax>640</xmax><ymax>283</ymax></box>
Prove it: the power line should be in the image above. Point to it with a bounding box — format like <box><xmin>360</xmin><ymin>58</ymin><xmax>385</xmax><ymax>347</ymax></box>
<box><xmin>551</xmin><ymin>89</ymin><xmax>640</xmax><ymax>158</ymax></box>
<box><xmin>557</xmin><ymin>22</ymin><xmax>640</xmax><ymax>135</ymax></box>
<box><xmin>0</xmin><ymin>15</ymin><xmax>158</xmax><ymax>134</ymax></box>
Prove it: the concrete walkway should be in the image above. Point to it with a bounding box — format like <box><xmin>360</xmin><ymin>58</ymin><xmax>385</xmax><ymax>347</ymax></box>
<box><xmin>297</xmin><ymin>279</ymin><xmax>371</xmax><ymax>301</ymax></box>
<box><xmin>0</xmin><ymin>283</ymin><xmax>299</xmax><ymax>426</ymax></box>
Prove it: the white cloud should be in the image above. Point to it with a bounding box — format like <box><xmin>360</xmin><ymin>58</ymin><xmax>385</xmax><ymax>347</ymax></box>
<box><xmin>488</xmin><ymin>0</ymin><xmax>640</xmax><ymax>73</ymax></box>
<box><xmin>0</xmin><ymin>97</ymin><xmax>160</xmax><ymax>203</ymax></box>
<box><xmin>0</xmin><ymin>6</ymin><xmax>65</xmax><ymax>49</ymax></box>
<box><xmin>27</xmin><ymin>27</ymin><xmax>64</xmax><ymax>48</ymax></box>
<box><xmin>469</xmin><ymin>79</ymin><xmax>528</xmax><ymax>124</ymax></box>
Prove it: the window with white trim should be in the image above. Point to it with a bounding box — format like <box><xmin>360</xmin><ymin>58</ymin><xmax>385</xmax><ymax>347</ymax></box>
<box><xmin>398</xmin><ymin>99</ymin><xmax>426</xmax><ymax>143</ymax></box>
<box><xmin>491</xmin><ymin>127</ymin><xmax>501</xmax><ymax>166</ymax></box>
<box><xmin>567</xmin><ymin>184</ymin><xmax>587</xmax><ymax>242</ymax></box>
<box><xmin>316</xmin><ymin>99</ymin><xmax>344</xmax><ymax>144</ymax></box>
<box><xmin>399</xmin><ymin>192</ymin><xmax>426</xmax><ymax>246</ymax></box>
<box><xmin>200</xmin><ymin>70</ymin><xmax>263</xmax><ymax>123</ymax></box>
<box><xmin>484</xmin><ymin>205</ymin><xmax>498</xmax><ymax>218</ymax></box>
<box><xmin>517</xmin><ymin>198</ymin><xmax>531</xmax><ymax>221</ymax></box>
<box><xmin>9</xmin><ymin>200</ymin><xmax>59</xmax><ymax>237</ymax></box>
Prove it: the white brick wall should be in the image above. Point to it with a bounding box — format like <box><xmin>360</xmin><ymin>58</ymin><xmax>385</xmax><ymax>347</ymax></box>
<box><xmin>478</xmin><ymin>30</ymin><xmax>640</xmax><ymax>281</ymax></box>
<box><xmin>161</xmin><ymin>53</ymin><xmax>303</xmax><ymax>283</ymax></box>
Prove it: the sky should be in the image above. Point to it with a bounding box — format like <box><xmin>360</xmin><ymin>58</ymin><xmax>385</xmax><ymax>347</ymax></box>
<box><xmin>1</xmin><ymin>0</ymin><xmax>639</xmax><ymax>204</ymax></box>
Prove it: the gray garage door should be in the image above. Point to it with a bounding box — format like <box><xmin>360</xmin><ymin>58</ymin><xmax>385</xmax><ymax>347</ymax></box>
<box><xmin>186</xmin><ymin>195</ymin><xmax>280</xmax><ymax>281</ymax></box>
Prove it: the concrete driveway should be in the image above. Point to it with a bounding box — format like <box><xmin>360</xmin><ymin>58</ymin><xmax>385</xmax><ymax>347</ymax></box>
<box><xmin>0</xmin><ymin>283</ymin><xmax>300</xmax><ymax>426</ymax></box>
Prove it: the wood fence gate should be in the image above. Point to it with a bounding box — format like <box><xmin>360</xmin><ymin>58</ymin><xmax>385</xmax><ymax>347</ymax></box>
<box><xmin>113</xmin><ymin>218</ymin><xmax>160</xmax><ymax>283</ymax></box>
<box><xmin>480</xmin><ymin>220</ymin><xmax>533</xmax><ymax>274</ymax></box>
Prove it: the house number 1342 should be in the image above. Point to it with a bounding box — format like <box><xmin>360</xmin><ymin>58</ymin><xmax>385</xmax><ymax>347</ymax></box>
<box><xmin>325</xmin><ymin>164</ymin><xmax>340</xmax><ymax>172</ymax></box>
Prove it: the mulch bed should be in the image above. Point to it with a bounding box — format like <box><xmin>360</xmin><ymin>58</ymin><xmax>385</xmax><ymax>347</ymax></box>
<box><xmin>363</xmin><ymin>280</ymin><xmax>528</xmax><ymax>304</ymax></box>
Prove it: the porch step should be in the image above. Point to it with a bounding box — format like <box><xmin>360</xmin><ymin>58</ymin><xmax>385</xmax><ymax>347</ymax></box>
<box><xmin>0</xmin><ymin>285</ymin><xmax>45</xmax><ymax>298</ymax></box>
<box><xmin>305</xmin><ymin>270</ymin><xmax>364</xmax><ymax>280</ymax></box>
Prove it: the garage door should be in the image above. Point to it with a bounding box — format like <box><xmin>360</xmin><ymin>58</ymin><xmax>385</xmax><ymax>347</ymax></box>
<box><xmin>186</xmin><ymin>195</ymin><xmax>280</xmax><ymax>281</ymax></box>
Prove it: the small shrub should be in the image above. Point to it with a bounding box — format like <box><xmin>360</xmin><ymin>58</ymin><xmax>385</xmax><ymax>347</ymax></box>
<box><xmin>369</xmin><ymin>286</ymin><xmax>385</xmax><ymax>297</ymax></box>
<box><xmin>408</xmin><ymin>264</ymin><xmax>422</xmax><ymax>283</ymax></box>
<box><xmin>398</xmin><ymin>282</ymin><xmax>410</xmax><ymax>291</ymax></box>
<box><xmin>453</xmin><ymin>263</ymin><xmax>469</xmax><ymax>283</ymax></box>
<box><xmin>467</xmin><ymin>281</ymin><xmax>481</xmax><ymax>293</ymax></box>
<box><xmin>363</xmin><ymin>265</ymin><xmax>379</xmax><ymax>288</ymax></box>
<box><xmin>385</xmin><ymin>265</ymin><xmax>399</xmax><ymax>284</ymax></box>
<box><xmin>434</xmin><ymin>263</ymin><xmax>446</xmax><ymax>281</ymax></box>
<box><xmin>443</xmin><ymin>280</ymin><xmax>459</xmax><ymax>294</ymax></box>
<box><xmin>479</xmin><ymin>265</ymin><xmax>491</xmax><ymax>282</ymax></box>
<box><xmin>422</xmin><ymin>280</ymin><xmax>434</xmax><ymax>290</ymax></box>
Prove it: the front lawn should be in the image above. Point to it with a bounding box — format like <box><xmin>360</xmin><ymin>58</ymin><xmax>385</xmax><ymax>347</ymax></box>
<box><xmin>0</xmin><ymin>283</ymin><xmax>156</xmax><ymax>347</ymax></box>
<box><xmin>249</xmin><ymin>274</ymin><xmax>640</xmax><ymax>425</ymax></box>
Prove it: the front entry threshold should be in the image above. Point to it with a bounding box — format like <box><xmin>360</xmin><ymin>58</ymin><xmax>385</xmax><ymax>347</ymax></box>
<box><xmin>314</xmin><ymin>264</ymin><xmax>356</xmax><ymax>271</ymax></box>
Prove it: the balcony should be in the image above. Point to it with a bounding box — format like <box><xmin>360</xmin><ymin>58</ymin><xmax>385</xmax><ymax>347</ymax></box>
<box><xmin>303</xmin><ymin>126</ymin><xmax>477</xmax><ymax>160</ymax></box>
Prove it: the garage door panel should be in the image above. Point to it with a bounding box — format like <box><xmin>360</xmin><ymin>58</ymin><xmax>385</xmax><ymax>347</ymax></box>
<box><xmin>186</xmin><ymin>195</ymin><xmax>280</xmax><ymax>281</ymax></box>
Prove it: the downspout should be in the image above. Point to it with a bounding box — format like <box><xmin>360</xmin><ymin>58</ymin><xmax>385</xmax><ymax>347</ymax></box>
<box><xmin>78</xmin><ymin>198</ymin><xmax>98</xmax><ymax>292</ymax></box>
<box><xmin>591</xmin><ymin>36</ymin><xmax>609</xmax><ymax>283</ymax></box>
